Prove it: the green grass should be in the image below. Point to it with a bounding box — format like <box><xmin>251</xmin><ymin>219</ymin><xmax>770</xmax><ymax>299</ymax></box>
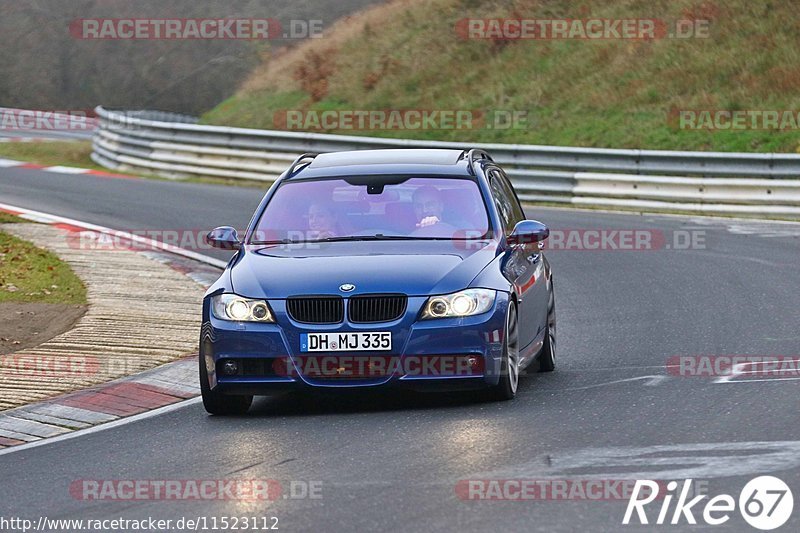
<box><xmin>0</xmin><ymin>212</ymin><xmax>22</xmax><ymax>224</ymax></box>
<box><xmin>0</xmin><ymin>141</ymin><xmax>103</xmax><ymax>170</ymax></box>
<box><xmin>0</xmin><ymin>230</ymin><xmax>87</xmax><ymax>304</ymax></box>
<box><xmin>202</xmin><ymin>0</ymin><xmax>800</xmax><ymax>153</ymax></box>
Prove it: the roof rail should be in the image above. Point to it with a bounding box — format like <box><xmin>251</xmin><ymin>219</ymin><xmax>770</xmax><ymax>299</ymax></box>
<box><xmin>286</xmin><ymin>153</ymin><xmax>319</xmax><ymax>177</ymax></box>
<box><xmin>465</xmin><ymin>149</ymin><xmax>494</xmax><ymax>175</ymax></box>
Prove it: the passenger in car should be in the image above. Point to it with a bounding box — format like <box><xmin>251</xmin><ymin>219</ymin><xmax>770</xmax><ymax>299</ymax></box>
<box><xmin>307</xmin><ymin>203</ymin><xmax>341</xmax><ymax>239</ymax></box>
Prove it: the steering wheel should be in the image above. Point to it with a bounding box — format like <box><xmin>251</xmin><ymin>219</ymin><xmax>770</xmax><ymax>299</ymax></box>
<box><xmin>411</xmin><ymin>221</ymin><xmax>458</xmax><ymax>237</ymax></box>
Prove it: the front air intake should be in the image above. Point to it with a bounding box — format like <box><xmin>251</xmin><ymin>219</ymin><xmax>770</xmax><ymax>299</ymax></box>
<box><xmin>287</xmin><ymin>296</ymin><xmax>344</xmax><ymax>324</ymax></box>
<box><xmin>348</xmin><ymin>294</ymin><xmax>407</xmax><ymax>323</ymax></box>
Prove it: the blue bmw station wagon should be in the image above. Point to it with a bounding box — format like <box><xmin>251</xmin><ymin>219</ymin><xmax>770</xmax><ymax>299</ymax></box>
<box><xmin>200</xmin><ymin>149</ymin><xmax>556</xmax><ymax>414</ymax></box>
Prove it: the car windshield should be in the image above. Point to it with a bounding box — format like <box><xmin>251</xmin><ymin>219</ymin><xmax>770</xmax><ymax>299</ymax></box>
<box><xmin>250</xmin><ymin>176</ymin><xmax>490</xmax><ymax>243</ymax></box>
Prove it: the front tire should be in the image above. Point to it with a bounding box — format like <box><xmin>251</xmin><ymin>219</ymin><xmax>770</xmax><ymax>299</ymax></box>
<box><xmin>490</xmin><ymin>300</ymin><xmax>520</xmax><ymax>401</ymax></box>
<box><xmin>199</xmin><ymin>355</ymin><xmax>253</xmax><ymax>415</ymax></box>
<box><xmin>538</xmin><ymin>290</ymin><xmax>556</xmax><ymax>373</ymax></box>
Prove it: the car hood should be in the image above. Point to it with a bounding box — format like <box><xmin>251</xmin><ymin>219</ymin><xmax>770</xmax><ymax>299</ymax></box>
<box><xmin>229</xmin><ymin>240</ymin><xmax>498</xmax><ymax>298</ymax></box>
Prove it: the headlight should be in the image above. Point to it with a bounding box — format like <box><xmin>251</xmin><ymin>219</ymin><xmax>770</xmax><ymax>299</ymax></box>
<box><xmin>421</xmin><ymin>289</ymin><xmax>496</xmax><ymax>319</ymax></box>
<box><xmin>211</xmin><ymin>294</ymin><xmax>274</xmax><ymax>322</ymax></box>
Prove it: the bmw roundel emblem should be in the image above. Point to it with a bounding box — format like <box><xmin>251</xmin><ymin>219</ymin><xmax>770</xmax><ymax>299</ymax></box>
<box><xmin>339</xmin><ymin>283</ymin><xmax>356</xmax><ymax>292</ymax></box>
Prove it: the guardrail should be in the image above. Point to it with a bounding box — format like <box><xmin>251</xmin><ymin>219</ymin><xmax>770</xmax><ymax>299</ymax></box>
<box><xmin>92</xmin><ymin>106</ymin><xmax>800</xmax><ymax>218</ymax></box>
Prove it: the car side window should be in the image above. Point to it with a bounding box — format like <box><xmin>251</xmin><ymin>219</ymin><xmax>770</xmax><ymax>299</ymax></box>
<box><xmin>489</xmin><ymin>169</ymin><xmax>525</xmax><ymax>233</ymax></box>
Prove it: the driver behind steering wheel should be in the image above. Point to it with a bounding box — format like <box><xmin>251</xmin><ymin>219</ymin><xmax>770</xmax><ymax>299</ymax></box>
<box><xmin>412</xmin><ymin>185</ymin><xmax>446</xmax><ymax>228</ymax></box>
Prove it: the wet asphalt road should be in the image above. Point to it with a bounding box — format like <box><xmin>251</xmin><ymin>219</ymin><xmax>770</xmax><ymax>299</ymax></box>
<box><xmin>1</xmin><ymin>168</ymin><xmax>799</xmax><ymax>532</ymax></box>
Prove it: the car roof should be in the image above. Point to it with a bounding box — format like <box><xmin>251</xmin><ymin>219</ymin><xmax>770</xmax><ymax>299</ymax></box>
<box><xmin>309</xmin><ymin>149</ymin><xmax>463</xmax><ymax>168</ymax></box>
<box><xmin>289</xmin><ymin>149</ymin><xmax>475</xmax><ymax>180</ymax></box>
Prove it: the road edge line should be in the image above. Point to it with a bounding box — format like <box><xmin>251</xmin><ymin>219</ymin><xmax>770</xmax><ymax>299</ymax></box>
<box><xmin>0</xmin><ymin>201</ymin><xmax>228</xmax><ymax>269</ymax></box>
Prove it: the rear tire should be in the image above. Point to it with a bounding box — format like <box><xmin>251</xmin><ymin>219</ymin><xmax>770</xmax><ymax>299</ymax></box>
<box><xmin>199</xmin><ymin>355</ymin><xmax>253</xmax><ymax>415</ymax></box>
<box><xmin>490</xmin><ymin>301</ymin><xmax>520</xmax><ymax>401</ymax></box>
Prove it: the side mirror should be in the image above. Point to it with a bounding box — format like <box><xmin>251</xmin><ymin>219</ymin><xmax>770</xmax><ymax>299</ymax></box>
<box><xmin>205</xmin><ymin>226</ymin><xmax>242</xmax><ymax>250</ymax></box>
<box><xmin>507</xmin><ymin>220</ymin><xmax>549</xmax><ymax>246</ymax></box>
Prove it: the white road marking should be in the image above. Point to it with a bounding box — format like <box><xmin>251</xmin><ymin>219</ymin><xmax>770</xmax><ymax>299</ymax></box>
<box><xmin>0</xmin><ymin>138</ymin><xmax>37</xmax><ymax>144</ymax></box>
<box><xmin>558</xmin><ymin>375</ymin><xmax>668</xmax><ymax>391</ymax></box>
<box><xmin>15</xmin><ymin>213</ymin><xmax>55</xmax><ymax>224</ymax></box>
<box><xmin>472</xmin><ymin>441</ymin><xmax>800</xmax><ymax>481</ymax></box>
<box><xmin>715</xmin><ymin>359</ymin><xmax>800</xmax><ymax>384</ymax></box>
<box><xmin>42</xmin><ymin>166</ymin><xmax>91</xmax><ymax>174</ymax></box>
<box><xmin>0</xmin><ymin>158</ymin><xmax>24</xmax><ymax>167</ymax></box>
<box><xmin>719</xmin><ymin>377</ymin><xmax>800</xmax><ymax>384</ymax></box>
<box><xmin>686</xmin><ymin>216</ymin><xmax>800</xmax><ymax>238</ymax></box>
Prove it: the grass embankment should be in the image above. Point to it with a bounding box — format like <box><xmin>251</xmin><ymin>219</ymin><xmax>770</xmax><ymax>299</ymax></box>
<box><xmin>0</xmin><ymin>141</ymin><xmax>101</xmax><ymax>170</ymax></box>
<box><xmin>0</xmin><ymin>215</ymin><xmax>87</xmax><ymax>305</ymax></box>
<box><xmin>203</xmin><ymin>0</ymin><xmax>800</xmax><ymax>153</ymax></box>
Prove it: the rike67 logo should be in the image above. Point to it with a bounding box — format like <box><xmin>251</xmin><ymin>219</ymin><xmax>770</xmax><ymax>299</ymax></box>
<box><xmin>623</xmin><ymin>476</ymin><xmax>794</xmax><ymax>530</ymax></box>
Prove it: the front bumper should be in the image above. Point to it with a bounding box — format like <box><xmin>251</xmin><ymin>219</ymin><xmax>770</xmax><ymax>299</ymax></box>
<box><xmin>200</xmin><ymin>293</ymin><xmax>510</xmax><ymax>395</ymax></box>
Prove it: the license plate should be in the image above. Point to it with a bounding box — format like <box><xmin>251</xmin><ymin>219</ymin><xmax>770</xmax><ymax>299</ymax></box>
<box><xmin>300</xmin><ymin>332</ymin><xmax>392</xmax><ymax>352</ymax></box>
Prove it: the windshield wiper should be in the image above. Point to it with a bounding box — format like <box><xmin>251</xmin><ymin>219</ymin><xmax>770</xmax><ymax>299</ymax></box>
<box><xmin>250</xmin><ymin>234</ymin><xmax>456</xmax><ymax>245</ymax></box>
<box><xmin>249</xmin><ymin>238</ymin><xmax>296</xmax><ymax>245</ymax></box>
